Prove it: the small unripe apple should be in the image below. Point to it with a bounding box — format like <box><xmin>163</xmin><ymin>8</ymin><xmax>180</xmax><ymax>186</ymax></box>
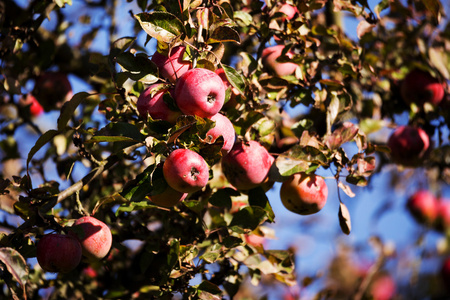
<box><xmin>163</xmin><ymin>148</ymin><xmax>210</xmax><ymax>193</ymax></box>
<box><xmin>151</xmin><ymin>46</ymin><xmax>191</xmax><ymax>83</ymax></box>
<box><xmin>174</xmin><ymin>68</ymin><xmax>226</xmax><ymax>118</ymax></box>
<box><xmin>136</xmin><ymin>84</ymin><xmax>181</xmax><ymax>123</ymax></box>
<box><xmin>148</xmin><ymin>185</ymin><xmax>188</xmax><ymax>208</ymax></box>
<box><xmin>280</xmin><ymin>172</ymin><xmax>328</xmax><ymax>215</ymax></box>
<box><xmin>32</xmin><ymin>71</ymin><xmax>73</xmax><ymax>112</ymax></box>
<box><xmin>36</xmin><ymin>233</ymin><xmax>82</xmax><ymax>273</ymax></box>
<box><xmin>72</xmin><ymin>216</ymin><xmax>113</xmax><ymax>260</ymax></box>
<box><xmin>221</xmin><ymin>140</ymin><xmax>275</xmax><ymax>190</ymax></box>
<box><xmin>400</xmin><ymin>69</ymin><xmax>444</xmax><ymax>107</ymax></box>
<box><xmin>262</xmin><ymin>45</ymin><xmax>298</xmax><ymax>77</ymax></box>
<box><xmin>406</xmin><ymin>190</ymin><xmax>438</xmax><ymax>225</ymax></box>
<box><xmin>206</xmin><ymin>113</ymin><xmax>236</xmax><ymax>155</ymax></box>
<box><xmin>387</xmin><ymin>125</ymin><xmax>429</xmax><ymax>167</ymax></box>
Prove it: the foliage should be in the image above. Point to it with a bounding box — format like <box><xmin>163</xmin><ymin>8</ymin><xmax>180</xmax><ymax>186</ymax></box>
<box><xmin>0</xmin><ymin>0</ymin><xmax>449</xmax><ymax>299</ymax></box>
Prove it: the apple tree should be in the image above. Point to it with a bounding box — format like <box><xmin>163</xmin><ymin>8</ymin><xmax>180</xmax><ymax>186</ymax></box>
<box><xmin>0</xmin><ymin>0</ymin><xmax>449</xmax><ymax>299</ymax></box>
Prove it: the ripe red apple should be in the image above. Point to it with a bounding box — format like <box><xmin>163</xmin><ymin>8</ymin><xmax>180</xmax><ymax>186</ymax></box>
<box><xmin>400</xmin><ymin>69</ymin><xmax>444</xmax><ymax>107</ymax></box>
<box><xmin>147</xmin><ymin>185</ymin><xmax>188</xmax><ymax>208</ymax></box>
<box><xmin>369</xmin><ymin>274</ymin><xmax>396</xmax><ymax>300</ymax></box>
<box><xmin>221</xmin><ymin>140</ymin><xmax>275</xmax><ymax>190</ymax></box>
<box><xmin>136</xmin><ymin>84</ymin><xmax>181</xmax><ymax>123</ymax></box>
<box><xmin>20</xmin><ymin>94</ymin><xmax>44</xmax><ymax>117</ymax></box>
<box><xmin>280</xmin><ymin>172</ymin><xmax>328</xmax><ymax>215</ymax></box>
<box><xmin>215</xmin><ymin>68</ymin><xmax>239</xmax><ymax>108</ymax></box>
<box><xmin>387</xmin><ymin>125</ymin><xmax>430</xmax><ymax>167</ymax></box>
<box><xmin>163</xmin><ymin>148</ymin><xmax>210</xmax><ymax>193</ymax></box>
<box><xmin>440</xmin><ymin>257</ymin><xmax>450</xmax><ymax>292</ymax></box>
<box><xmin>151</xmin><ymin>46</ymin><xmax>191</xmax><ymax>83</ymax></box>
<box><xmin>406</xmin><ymin>190</ymin><xmax>438</xmax><ymax>225</ymax></box>
<box><xmin>32</xmin><ymin>71</ymin><xmax>73</xmax><ymax>112</ymax></box>
<box><xmin>262</xmin><ymin>45</ymin><xmax>298</xmax><ymax>77</ymax></box>
<box><xmin>72</xmin><ymin>216</ymin><xmax>113</xmax><ymax>260</ymax></box>
<box><xmin>206</xmin><ymin>113</ymin><xmax>236</xmax><ymax>155</ymax></box>
<box><xmin>36</xmin><ymin>233</ymin><xmax>82</xmax><ymax>273</ymax></box>
<box><xmin>174</xmin><ymin>68</ymin><xmax>226</xmax><ymax>118</ymax></box>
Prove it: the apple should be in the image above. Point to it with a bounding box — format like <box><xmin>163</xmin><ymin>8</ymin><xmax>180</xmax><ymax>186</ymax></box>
<box><xmin>221</xmin><ymin>140</ymin><xmax>275</xmax><ymax>190</ymax></box>
<box><xmin>369</xmin><ymin>274</ymin><xmax>396</xmax><ymax>300</ymax></box>
<box><xmin>136</xmin><ymin>84</ymin><xmax>181</xmax><ymax>123</ymax></box>
<box><xmin>151</xmin><ymin>45</ymin><xmax>191</xmax><ymax>83</ymax></box>
<box><xmin>174</xmin><ymin>68</ymin><xmax>226</xmax><ymax>118</ymax></box>
<box><xmin>72</xmin><ymin>216</ymin><xmax>113</xmax><ymax>260</ymax></box>
<box><xmin>32</xmin><ymin>71</ymin><xmax>73</xmax><ymax>112</ymax></box>
<box><xmin>147</xmin><ymin>185</ymin><xmax>188</xmax><ymax>208</ymax></box>
<box><xmin>406</xmin><ymin>190</ymin><xmax>438</xmax><ymax>225</ymax></box>
<box><xmin>262</xmin><ymin>45</ymin><xmax>298</xmax><ymax>77</ymax></box>
<box><xmin>163</xmin><ymin>148</ymin><xmax>210</xmax><ymax>193</ymax></box>
<box><xmin>36</xmin><ymin>233</ymin><xmax>82</xmax><ymax>273</ymax></box>
<box><xmin>19</xmin><ymin>94</ymin><xmax>44</xmax><ymax>117</ymax></box>
<box><xmin>400</xmin><ymin>69</ymin><xmax>444</xmax><ymax>107</ymax></box>
<box><xmin>244</xmin><ymin>233</ymin><xmax>266</xmax><ymax>247</ymax></box>
<box><xmin>280</xmin><ymin>172</ymin><xmax>328</xmax><ymax>215</ymax></box>
<box><xmin>387</xmin><ymin>125</ymin><xmax>430</xmax><ymax>167</ymax></box>
<box><xmin>215</xmin><ymin>68</ymin><xmax>240</xmax><ymax>108</ymax></box>
<box><xmin>206</xmin><ymin>113</ymin><xmax>236</xmax><ymax>155</ymax></box>
<box><xmin>440</xmin><ymin>257</ymin><xmax>450</xmax><ymax>292</ymax></box>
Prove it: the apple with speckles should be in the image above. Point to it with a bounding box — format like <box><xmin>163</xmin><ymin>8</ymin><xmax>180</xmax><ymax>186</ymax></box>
<box><xmin>151</xmin><ymin>46</ymin><xmax>191</xmax><ymax>83</ymax></box>
<box><xmin>36</xmin><ymin>233</ymin><xmax>82</xmax><ymax>273</ymax></box>
<box><xmin>137</xmin><ymin>84</ymin><xmax>181</xmax><ymax>124</ymax></box>
<box><xmin>72</xmin><ymin>216</ymin><xmax>113</xmax><ymax>260</ymax></box>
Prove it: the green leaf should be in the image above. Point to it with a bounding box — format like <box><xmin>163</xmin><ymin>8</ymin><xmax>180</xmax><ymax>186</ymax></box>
<box><xmin>120</xmin><ymin>165</ymin><xmax>155</xmax><ymax>202</ymax></box>
<box><xmin>221</xmin><ymin>64</ymin><xmax>246</xmax><ymax>96</ymax></box>
<box><xmin>248</xmin><ymin>187</ymin><xmax>275</xmax><ymax>222</ymax></box>
<box><xmin>135</xmin><ymin>11</ymin><xmax>185</xmax><ymax>44</ymax></box>
<box><xmin>57</xmin><ymin>92</ymin><xmax>91</xmax><ymax>131</ymax></box>
<box><xmin>208</xmin><ymin>26</ymin><xmax>241</xmax><ymax>44</ymax></box>
<box><xmin>209</xmin><ymin>188</ymin><xmax>240</xmax><ymax>209</ymax></box>
<box><xmin>110</xmin><ymin>37</ymin><xmax>136</xmax><ymax>58</ymax></box>
<box><xmin>0</xmin><ymin>247</ymin><xmax>28</xmax><ymax>299</ymax></box>
<box><xmin>27</xmin><ymin>129</ymin><xmax>59</xmax><ymax>170</ymax></box>
<box><xmin>197</xmin><ymin>280</ymin><xmax>222</xmax><ymax>298</ymax></box>
<box><xmin>87</xmin><ymin>122</ymin><xmax>146</xmax><ymax>143</ymax></box>
<box><xmin>229</xmin><ymin>206</ymin><xmax>268</xmax><ymax>232</ymax></box>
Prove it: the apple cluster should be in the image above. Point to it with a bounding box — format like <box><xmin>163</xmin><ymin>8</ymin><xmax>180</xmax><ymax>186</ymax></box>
<box><xmin>36</xmin><ymin>216</ymin><xmax>112</xmax><ymax>273</ymax></box>
<box><xmin>406</xmin><ymin>190</ymin><xmax>450</xmax><ymax>232</ymax></box>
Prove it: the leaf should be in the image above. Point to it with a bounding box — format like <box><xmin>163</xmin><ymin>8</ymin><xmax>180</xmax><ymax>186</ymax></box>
<box><xmin>57</xmin><ymin>92</ymin><xmax>91</xmax><ymax>131</ymax></box>
<box><xmin>274</xmin><ymin>155</ymin><xmax>310</xmax><ymax>177</ymax></box>
<box><xmin>420</xmin><ymin>0</ymin><xmax>442</xmax><ymax>21</ymax></box>
<box><xmin>135</xmin><ymin>12</ymin><xmax>185</xmax><ymax>44</ymax></box>
<box><xmin>338</xmin><ymin>202</ymin><xmax>351</xmax><ymax>235</ymax></box>
<box><xmin>248</xmin><ymin>187</ymin><xmax>275</xmax><ymax>222</ymax></box>
<box><xmin>229</xmin><ymin>206</ymin><xmax>268</xmax><ymax>232</ymax></box>
<box><xmin>221</xmin><ymin>64</ymin><xmax>246</xmax><ymax>95</ymax></box>
<box><xmin>87</xmin><ymin>122</ymin><xmax>146</xmax><ymax>143</ymax></box>
<box><xmin>325</xmin><ymin>122</ymin><xmax>359</xmax><ymax>150</ymax></box>
<box><xmin>338</xmin><ymin>181</ymin><xmax>355</xmax><ymax>198</ymax></box>
<box><xmin>356</xmin><ymin>20</ymin><xmax>375</xmax><ymax>39</ymax></box>
<box><xmin>120</xmin><ymin>165</ymin><xmax>155</xmax><ymax>202</ymax></box>
<box><xmin>326</xmin><ymin>93</ymin><xmax>340</xmax><ymax>134</ymax></box>
<box><xmin>27</xmin><ymin>129</ymin><xmax>59</xmax><ymax>170</ymax></box>
<box><xmin>208</xmin><ymin>26</ymin><xmax>241</xmax><ymax>44</ymax></box>
<box><xmin>197</xmin><ymin>280</ymin><xmax>222</xmax><ymax>299</ymax></box>
<box><xmin>0</xmin><ymin>248</ymin><xmax>28</xmax><ymax>299</ymax></box>
<box><xmin>209</xmin><ymin>188</ymin><xmax>240</xmax><ymax>209</ymax></box>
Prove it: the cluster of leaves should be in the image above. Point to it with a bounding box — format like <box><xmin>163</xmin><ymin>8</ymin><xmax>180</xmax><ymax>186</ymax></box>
<box><xmin>0</xmin><ymin>0</ymin><xmax>449</xmax><ymax>299</ymax></box>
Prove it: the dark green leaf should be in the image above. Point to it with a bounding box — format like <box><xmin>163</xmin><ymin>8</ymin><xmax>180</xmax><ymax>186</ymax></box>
<box><xmin>208</xmin><ymin>26</ymin><xmax>240</xmax><ymax>44</ymax></box>
<box><xmin>248</xmin><ymin>187</ymin><xmax>275</xmax><ymax>222</ymax></box>
<box><xmin>135</xmin><ymin>12</ymin><xmax>185</xmax><ymax>44</ymax></box>
<box><xmin>229</xmin><ymin>206</ymin><xmax>268</xmax><ymax>232</ymax></box>
<box><xmin>57</xmin><ymin>92</ymin><xmax>91</xmax><ymax>131</ymax></box>
<box><xmin>209</xmin><ymin>188</ymin><xmax>240</xmax><ymax>209</ymax></box>
<box><xmin>26</xmin><ymin>129</ymin><xmax>59</xmax><ymax>170</ymax></box>
<box><xmin>221</xmin><ymin>64</ymin><xmax>246</xmax><ymax>96</ymax></box>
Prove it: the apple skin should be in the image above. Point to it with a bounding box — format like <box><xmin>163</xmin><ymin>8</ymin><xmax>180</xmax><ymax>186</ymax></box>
<box><xmin>151</xmin><ymin>46</ymin><xmax>191</xmax><ymax>83</ymax></box>
<box><xmin>32</xmin><ymin>72</ymin><xmax>73</xmax><ymax>112</ymax></box>
<box><xmin>369</xmin><ymin>274</ymin><xmax>396</xmax><ymax>300</ymax></box>
<box><xmin>174</xmin><ymin>68</ymin><xmax>226</xmax><ymax>118</ymax></box>
<box><xmin>280</xmin><ymin>172</ymin><xmax>328</xmax><ymax>215</ymax></box>
<box><xmin>163</xmin><ymin>148</ymin><xmax>210</xmax><ymax>193</ymax></box>
<box><xmin>221</xmin><ymin>140</ymin><xmax>275</xmax><ymax>190</ymax></box>
<box><xmin>400</xmin><ymin>69</ymin><xmax>444</xmax><ymax>107</ymax></box>
<box><xmin>406</xmin><ymin>190</ymin><xmax>438</xmax><ymax>225</ymax></box>
<box><xmin>136</xmin><ymin>84</ymin><xmax>181</xmax><ymax>124</ymax></box>
<box><xmin>148</xmin><ymin>185</ymin><xmax>188</xmax><ymax>208</ymax></box>
<box><xmin>387</xmin><ymin>125</ymin><xmax>430</xmax><ymax>167</ymax></box>
<box><xmin>72</xmin><ymin>216</ymin><xmax>113</xmax><ymax>260</ymax></box>
<box><xmin>206</xmin><ymin>113</ymin><xmax>236</xmax><ymax>155</ymax></box>
<box><xmin>36</xmin><ymin>233</ymin><xmax>82</xmax><ymax>273</ymax></box>
<box><xmin>262</xmin><ymin>45</ymin><xmax>298</xmax><ymax>77</ymax></box>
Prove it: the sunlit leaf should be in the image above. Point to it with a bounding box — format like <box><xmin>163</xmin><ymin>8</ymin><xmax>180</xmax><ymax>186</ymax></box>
<box><xmin>338</xmin><ymin>202</ymin><xmax>351</xmax><ymax>235</ymax></box>
<box><xmin>135</xmin><ymin>12</ymin><xmax>185</xmax><ymax>44</ymax></box>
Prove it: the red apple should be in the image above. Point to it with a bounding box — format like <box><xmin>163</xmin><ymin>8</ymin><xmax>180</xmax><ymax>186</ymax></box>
<box><xmin>36</xmin><ymin>233</ymin><xmax>82</xmax><ymax>273</ymax></box>
<box><xmin>147</xmin><ymin>185</ymin><xmax>188</xmax><ymax>208</ymax></box>
<box><xmin>136</xmin><ymin>84</ymin><xmax>181</xmax><ymax>123</ymax></box>
<box><xmin>400</xmin><ymin>69</ymin><xmax>444</xmax><ymax>107</ymax></box>
<box><xmin>72</xmin><ymin>216</ymin><xmax>113</xmax><ymax>260</ymax></box>
<box><xmin>440</xmin><ymin>257</ymin><xmax>450</xmax><ymax>292</ymax></box>
<box><xmin>163</xmin><ymin>148</ymin><xmax>210</xmax><ymax>193</ymax></box>
<box><xmin>174</xmin><ymin>68</ymin><xmax>226</xmax><ymax>118</ymax></box>
<box><xmin>406</xmin><ymin>190</ymin><xmax>438</xmax><ymax>225</ymax></box>
<box><xmin>151</xmin><ymin>46</ymin><xmax>191</xmax><ymax>83</ymax></box>
<box><xmin>262</xmin><ymin>45</ymin><xmax>298</xmax><ymax>77</ymax></box>
<box><xmin>215</xmin><ymin>68</ymin><xmax>240</xmax><ymax>108</ymax></box>
<box><xmin>206</xmin><ymin>113</ymin><xmax>236</xmax><ymax>155</ymax></box>
<box><xmin>20</xmin><ymin>94</ymin><xmax>44</xmax><ymax>117</ymax></box>
<box><xmin>221</xmin><ymin>140</ymin><xmax>275</xmax><ymax>190</ymax></box>
<box><xmin>387</xmin><ymin>125</ymin><xmax>430</xmax><ymax>167</ymax></box>
<box><xmin>280</xmin><ymin>172</ymin><xmax>328</xmax><ymax>215</ymax></box>
<box><xmin>369</xmin><ymin>274</ymin><xmax>396</xmax><ymax>300</ymax></box>
<box><xmin>32</xmin><ymin>71</ymin><xmax>73</xmax><ymax>112</ymax></box>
